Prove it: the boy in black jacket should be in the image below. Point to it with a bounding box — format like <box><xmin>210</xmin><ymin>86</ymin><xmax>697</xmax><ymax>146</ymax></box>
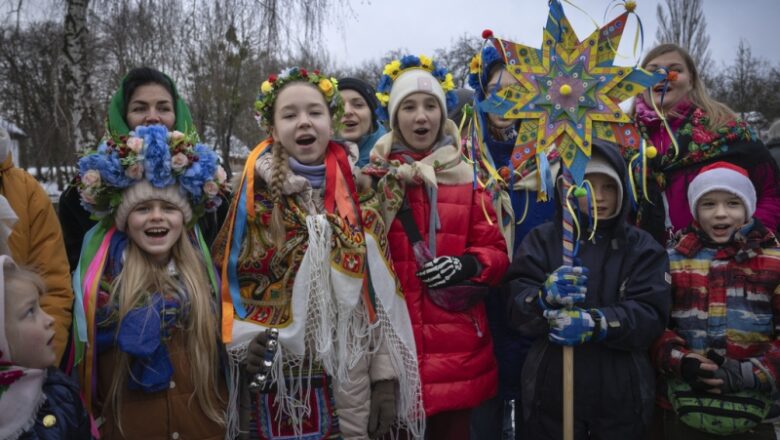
<box><xmin>504</xmin><ymin>140</ymin><xmax>672</xmax><ymax>439</ymax></box>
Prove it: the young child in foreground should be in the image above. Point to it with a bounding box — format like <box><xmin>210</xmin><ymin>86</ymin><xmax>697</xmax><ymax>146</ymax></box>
<box><xmin>1</xmin><ymin>256</ymin><xmax>91</xmax><ymax>439</ymax></box>
<box><xmin>653</xmin><ymin>161</ymin><xmax>780</xmax><ymax>439</ymax></box>
<box><xmin>504</xmin><ymin>140</ymin><xmax>671</xmax><ymax>439</ymax></box>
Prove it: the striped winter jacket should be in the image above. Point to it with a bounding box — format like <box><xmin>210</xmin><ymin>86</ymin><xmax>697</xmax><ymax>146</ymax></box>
<box><xmin>652</xmin><ymin>219</ymin><xmax>780</xmax><ymax>395</ymax></box>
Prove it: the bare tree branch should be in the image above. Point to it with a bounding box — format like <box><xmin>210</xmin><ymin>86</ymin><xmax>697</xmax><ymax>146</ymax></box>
<box><xmin>655</xmin><ymin>0</ymin><xmax>713</xmax><ymax>77</ymax></box>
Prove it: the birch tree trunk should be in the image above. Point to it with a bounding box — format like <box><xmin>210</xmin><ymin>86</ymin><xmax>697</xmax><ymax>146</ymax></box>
<box><xmin>62</xmin><ymin>0</ymin><xmax>94</xmax><ymax>152</ymax></box>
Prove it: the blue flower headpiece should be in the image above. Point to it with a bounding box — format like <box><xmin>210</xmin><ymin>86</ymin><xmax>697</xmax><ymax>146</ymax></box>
<box><xmin>77</xmin><ymin>125</ymin><xmax>228</xmax><ymax>223</ymax></box>
<box><xmin>375</xmin><ymin>54</ymin><xmax>458</xmax><ymax>122</ymax></box>
<box><xmin>467</xmin><ymin>45</ymin><xmax>506</xmax><ymax>101</ymax></box>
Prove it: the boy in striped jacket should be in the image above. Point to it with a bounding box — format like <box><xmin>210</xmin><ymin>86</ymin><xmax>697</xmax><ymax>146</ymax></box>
<box><xmin>652</xmin><ymin>161</ymin><xmax>780</xmax><ymax>439</ymax></box>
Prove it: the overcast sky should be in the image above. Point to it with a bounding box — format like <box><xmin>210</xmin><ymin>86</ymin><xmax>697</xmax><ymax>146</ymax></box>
<box><xmin>324</xmin><ymin>0</ymin><xmax>780</xmax><ymax>70</ymax></box>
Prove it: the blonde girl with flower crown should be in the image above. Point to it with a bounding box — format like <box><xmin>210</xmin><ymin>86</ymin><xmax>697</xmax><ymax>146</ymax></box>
<box><xmin>363</xmin><ymin>55</ymin><xmax>509</xmax><ymax>440</ymax></box>
<box><xmin>71</xmin><ymin>124</ymin><xmax>230</xmax><ymax>439</ymax></box>
<box><xmin>211</xmin><ymin>67</ymin><xmax>423</xmax><ymax>440</ymax></box>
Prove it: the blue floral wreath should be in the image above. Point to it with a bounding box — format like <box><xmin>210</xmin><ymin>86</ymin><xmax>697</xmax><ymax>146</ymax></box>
<box><xmin>77</xmin><ymin>125</ymin><xmax>228</xmax><ymax>222</ymax></box>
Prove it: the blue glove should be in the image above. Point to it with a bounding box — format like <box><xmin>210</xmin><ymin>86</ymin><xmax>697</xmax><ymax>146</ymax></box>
<box><xmin>539</xmin><ymin>265</ymin><xmax>588</xmax><ymax>309</ymax></box>
<box><xmin>544</xmin><ymin>307</ymin><xmax>606</xmax><ymax>346</ymax></box>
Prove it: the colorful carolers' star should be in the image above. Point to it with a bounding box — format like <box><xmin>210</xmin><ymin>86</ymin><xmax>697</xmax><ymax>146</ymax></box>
<box><xmin>481</xmin><ymin>0</ymin><xmax>664</xmax><ymax>184</ymax></box>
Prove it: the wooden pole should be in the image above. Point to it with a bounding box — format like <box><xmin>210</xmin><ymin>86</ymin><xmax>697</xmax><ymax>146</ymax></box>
<box><xmin>561</xmin><ymin>168</ymin><xmax>576</xmax><ymax>440</ymax></box>
<box><xmin>563</xmin><ymin>347</ymin><xmax>574</xmax><ymax>440</ymax></box>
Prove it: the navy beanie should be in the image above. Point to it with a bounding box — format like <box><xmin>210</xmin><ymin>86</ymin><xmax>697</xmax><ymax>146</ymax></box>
<box><xmin>339</xmin><ymin>77</ymin><xmax>379</xmax><ymax>130</ymax></box>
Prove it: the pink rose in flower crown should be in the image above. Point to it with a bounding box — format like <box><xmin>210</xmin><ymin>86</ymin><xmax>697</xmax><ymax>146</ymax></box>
<box><xmin>125</xmin><ymin>162</ymin><xmax>144</xmax><ymax>180</ymax></box>
<box><xmin>126</xmin><ymin>136</ymin><xmax>144</xmax><ymax>154</ymax></box>
<box><xmin>82</xmin><ymin>169</ymin><xmax>101</xmax><ymax>188</ymax></box>
<box><xmin>203</xmin><ymin>180</ymin><xmax>220</xmax><ymax>197</ymax></box>
<box><xmin>170</xmin><ymin>131</ymin><xmax>185</xmax><ymax>144</ymax></box>
<box><xmin>171</xmin><ymin>153</ymin><xmax>189</xmax><ymax>172</ymax></box>
<box><xmin>81</xmin><ymin>186</ymin><xmax>98</xmax><ymax>205</ymax></box>
<box><xmin>215</xmin><ymin>166</ymin><xmax>227</xmax><ymax>185</ymax></box>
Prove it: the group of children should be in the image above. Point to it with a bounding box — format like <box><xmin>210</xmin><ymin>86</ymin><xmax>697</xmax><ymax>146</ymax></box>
<box><xmin>1</xmin><ymin>15</ymin><xmax>780</xmax><ymax>440</ymax></box>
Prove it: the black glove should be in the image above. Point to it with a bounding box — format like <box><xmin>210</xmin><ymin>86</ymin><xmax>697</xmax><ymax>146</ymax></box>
<box><xmin>707</xmin><ymin>350</ymin><xmax>756</xmax><ymax>393</ymax></box>
<box><xmin>368</xmin><ymin>380</ymin><xmax>397</xmax><ymax>439</ymax></box>
<box><xmin>246</xmin><ymin>331</ymin><xmax>269</xmax><ymax>375</ymax></box>
<box><xmin>680</xmin><ymin>355</ymin><xmax>717</xmax><ymax>392</ymax></box>
<box><xmin>415</xmin><ymin>255</ymin><xmax>479</xmax><ymax>288</ymax></box>
<box><xmin>247</xmin><ymin>329</ymin><xmax>279</xmax><ymax>393</ymax></box>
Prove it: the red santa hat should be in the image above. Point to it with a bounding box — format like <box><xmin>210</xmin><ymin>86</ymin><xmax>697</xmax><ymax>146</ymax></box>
<box><xmin>687</xmin><ymin>161</ymin><xmax>756</xmax><ymax>219</ymax></box>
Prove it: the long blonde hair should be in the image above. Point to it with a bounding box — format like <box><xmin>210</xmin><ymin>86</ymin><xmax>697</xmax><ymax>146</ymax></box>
<box><xmin>637</xmin><ymin>43</ymin><xmax>736</xmax><ymax>129</ymax></box>
<box><xmin>105</xmin><ymin>232</ymin><xmax>224</xmax><ymax>432</ymax></box>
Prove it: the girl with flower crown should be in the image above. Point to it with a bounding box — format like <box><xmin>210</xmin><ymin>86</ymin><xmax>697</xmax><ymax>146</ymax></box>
<box><xmin>72</xmin><ymin>124</ymin><xmax>230</xmax><ymax>439</ymax></box>
<box><xmin>59</xmin><ymin>67</ymin><xmax>228</xmax><ymax>271</ymax></box>
<box><xmin>363</xmin><ymin>55</ymin><xmax>509</xmax><ymax>439</ymax></box>
<box><xmin>630</xmin><ymin>44</ymin><xmax>780</xmax><ymax>243</ymax></box>
<box><xmin>211</xmin><ymin>67</ymin><xmax>423</xmax><ymax>440</ymax></box>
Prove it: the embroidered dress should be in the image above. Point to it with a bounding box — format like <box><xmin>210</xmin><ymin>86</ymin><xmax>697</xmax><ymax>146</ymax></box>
<box><xmin>213</xmin><ymin>141</ymin><xmax>423</xmax><ymax>439</ymax></box>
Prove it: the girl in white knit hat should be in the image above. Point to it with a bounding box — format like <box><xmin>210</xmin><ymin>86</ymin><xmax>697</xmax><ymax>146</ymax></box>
<box><xmin>363</xmin><ymin>55</ymin><xmax>509</xmax><ymax>439</ymax></box>
<box><xmin>71</xmin><ymin>124</ymin><xmax>230</xmax><ymax>439</ymax></box>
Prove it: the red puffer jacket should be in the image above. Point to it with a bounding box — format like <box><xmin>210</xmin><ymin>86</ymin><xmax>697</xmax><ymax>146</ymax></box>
<box><xmin>388</xmin><ymin>181</ymin><xmax>508</xmax><ymax>416</ymax></box>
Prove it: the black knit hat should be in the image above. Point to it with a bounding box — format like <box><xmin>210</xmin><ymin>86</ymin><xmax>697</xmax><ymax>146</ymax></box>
<box><xmin>338</xmin><ymin>77</ymin><xmax>379</xmax><ymax>130</ymax></box>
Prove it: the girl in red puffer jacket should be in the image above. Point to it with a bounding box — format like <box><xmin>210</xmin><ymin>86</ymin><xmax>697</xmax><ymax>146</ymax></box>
<box><xmin>364</xmin><ymin>55</ymin><xmax>509</xmax><ymax>440</ymax></box>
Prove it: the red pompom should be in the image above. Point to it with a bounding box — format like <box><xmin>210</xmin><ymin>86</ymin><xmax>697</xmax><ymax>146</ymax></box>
<box><xmin>313</xmin><ymin>69</ymin><xmax>320</xmax><ymax>75</ymax></box>
<box><xmin>268</xmin><ymin>74</ymin><xmax>277</xmax><ymax>83</ymax></box>
<box><xmin>300</xmin><ymin>68</ymin><xmax>308</xmax><ymax>77</ymax></box>
<box><xmin>482</xmin><ymin>29</ymin><xmax>493</xmax><ymax>39</ymax></box>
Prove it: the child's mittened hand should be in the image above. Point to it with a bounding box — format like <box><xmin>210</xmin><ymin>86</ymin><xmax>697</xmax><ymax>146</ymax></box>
<box><xmin>543</xmin><ymin>307</ymin><xmax>596</xmax><ymax>346</ymax></box>
<box><xmin>368</xmin><ymin>380</ymin><xmax>397</xmax><ymax>439</ymax></box>
<box><xmin>539</xmin><ymin>265</ymin><xmax>588</xmax><ymax>309</ymax></box>
<box><xmin>706</xmin><ymin>350</ymin><xmax>757</xmax><ymax>393</ymax></box>
<box><xmin>680</xmin><ymin>354</ymin><xmax>722</xmax><ymax>393</ymax></box>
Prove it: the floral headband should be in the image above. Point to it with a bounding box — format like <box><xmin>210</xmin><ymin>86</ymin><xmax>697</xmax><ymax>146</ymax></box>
<box><xmin>77</xmin><ymin>125</ymin><xmax>228</xmax><ymax>223</ymax></box>
<box><xmin>375</xmin><ymin>54</ymin><xmax>458</xmax><ymax>122</ymax></box>
<box><xmin>467</xmin><ymin>41</ymin><xmax>505</xmax><ymax>101</ymax></box>
<box><xmin>254</xmin><ymin>67</ymin><xmax>344</xmax><ymax>131</ymax></box>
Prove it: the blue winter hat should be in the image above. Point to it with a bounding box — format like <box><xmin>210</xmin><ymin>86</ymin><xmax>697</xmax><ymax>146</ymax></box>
<box><xmin>468</xmin><ymin>45</ymin><xmax>505</xmax><ymax>101</ymax></box>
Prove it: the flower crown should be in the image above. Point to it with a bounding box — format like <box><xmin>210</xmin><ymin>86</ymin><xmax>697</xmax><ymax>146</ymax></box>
<box><xmin>77</xmin><ymin>125</ymin><xmax>228</xmax><ymax>223</ymax></box>
<box><xmin>467</xmin><ymin>43</ymin><xmax>504</xmax><ymax>101</ymax></box>
<box><xmin>375</xmin><ymin>54</ymin><xmax>458</xmax><ymax>122</ymax></box>
<box><xmin>254</xmin><ymin>67</ymin><xmax>344</xmax><ymax>131</ymax></box>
